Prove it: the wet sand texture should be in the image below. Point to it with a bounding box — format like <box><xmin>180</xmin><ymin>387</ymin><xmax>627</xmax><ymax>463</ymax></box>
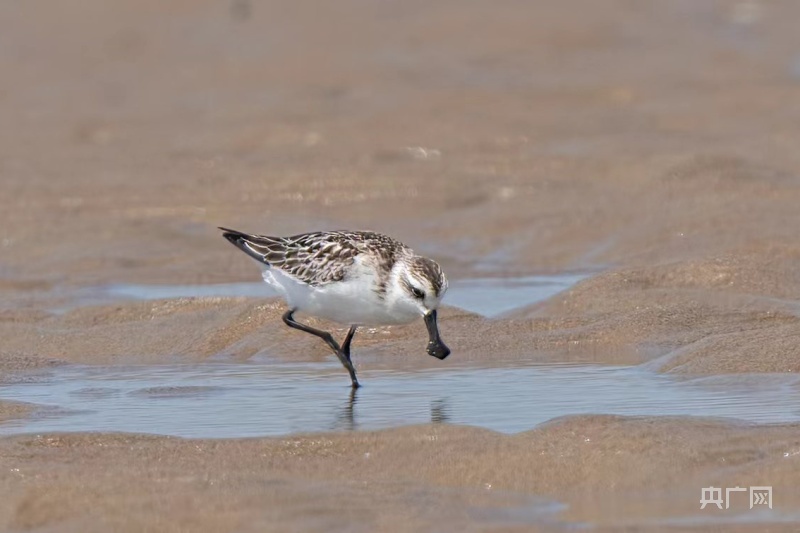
<box><xmin>3</xmin><ymin>0</ymin><xmax>800</xmax><ymax>530</ymax></box>
<box><xmin>3</xmin><ymin>418</ymin><xmax>800</xmax><ymax>531</ymax></box>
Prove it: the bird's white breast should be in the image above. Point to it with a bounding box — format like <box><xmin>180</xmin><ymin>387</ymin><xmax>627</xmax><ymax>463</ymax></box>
<box><xmin>260</xmin><ymin>261</ymin><xmax>418</xmax><ymax>326</ymax></box>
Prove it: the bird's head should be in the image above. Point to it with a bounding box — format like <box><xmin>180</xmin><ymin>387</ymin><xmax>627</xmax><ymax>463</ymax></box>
<box><xmin>395</xmin><ymin>256</ymin><xmax>450</xmax><ymax>360</ymax></box>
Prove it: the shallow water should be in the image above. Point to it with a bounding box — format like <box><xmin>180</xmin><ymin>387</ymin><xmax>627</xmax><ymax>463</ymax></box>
<box><xmin>74</xmin><ymin>273</ymin><xmax>587</xmax><ymax>318</ymax></box>
<box><xmin>2</xmin><ymin>361</ymin><xmax>798</xmax><ymax>438</ymax></box>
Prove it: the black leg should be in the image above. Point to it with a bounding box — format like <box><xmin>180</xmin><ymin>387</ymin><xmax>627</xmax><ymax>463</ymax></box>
<box><xmin>340</xmin><ymin>325</ymin><xmax>359</xmax><ymax>388</ymax></box>
<box><xmin>282</xmin><ymin>309</ymin><xmax>360</xmax><ymax>388</ymax></box>
<box><xmin>341</xmin><ymin>325</ymin><xmax>358</xmax><ymax>358</ymax></box>
<box><xmin>282</xmin><ymin>309</ymin><xmax>341</xmax><ymax>352</ymax></box>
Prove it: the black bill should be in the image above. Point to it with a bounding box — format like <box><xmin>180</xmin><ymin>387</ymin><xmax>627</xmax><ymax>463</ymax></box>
<box><xmin>424</xmin><ymin>309</ymin><xmax>451</xmax><ymax>360</ymax></box>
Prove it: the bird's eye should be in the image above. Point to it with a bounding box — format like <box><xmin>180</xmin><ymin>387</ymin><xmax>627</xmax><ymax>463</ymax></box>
<box><xmin>411</xmin><ymin>287</ymin><xmax>425</xmax><ymax>300</ymax></box>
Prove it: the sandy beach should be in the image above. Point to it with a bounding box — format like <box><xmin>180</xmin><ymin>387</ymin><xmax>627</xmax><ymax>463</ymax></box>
<box><xmin>2</xmin><ymin>0</ymin><xmax>800</xmax><ymax>530</ymax></box>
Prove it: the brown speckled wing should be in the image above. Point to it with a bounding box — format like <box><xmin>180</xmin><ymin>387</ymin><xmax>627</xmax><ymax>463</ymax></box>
<box><xmin>220</xmin><ymin>228</ymin><xmax>409</xmax><ymax>289</ymax></box>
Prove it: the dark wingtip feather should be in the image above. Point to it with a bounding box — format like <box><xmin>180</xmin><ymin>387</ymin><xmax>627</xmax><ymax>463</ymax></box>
<box><xmin>218</xmin><ymin>227</ymin><xmax>268</xmax><ymax>263</ymax></box>
<box><xmin>219</xmin><ymin>226</ymin><xmax>245</xmax><ymax>239</ymax></box>
<box><xmin>218</xmin><ymin>227</ymin><xmax>242</xmax><ymax>246</ymax></box>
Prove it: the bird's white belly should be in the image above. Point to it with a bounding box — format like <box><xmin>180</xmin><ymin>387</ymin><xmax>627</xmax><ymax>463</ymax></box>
<box><xmin>261</xmin><ymin>266</ymin><xmax>418</xmax><ymax>326</ymax></box>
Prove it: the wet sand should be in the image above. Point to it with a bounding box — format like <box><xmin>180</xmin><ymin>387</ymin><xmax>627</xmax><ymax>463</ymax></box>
<box><xmin>3</xmin><ymin>419</ymin><xmax>800</xmax><ymax>531</ymax></box>
<box><xmin>0</xmin><ymin>401</ymin><xmax>33</xmax><ymax>424</ymax></box>
<box><xmin>3</xmin><ymin>0</ymin><xmax>800</xmax><ymax>530</ymax></box>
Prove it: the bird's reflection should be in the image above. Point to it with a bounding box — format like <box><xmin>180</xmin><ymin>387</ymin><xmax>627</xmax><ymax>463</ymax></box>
<box><xmin>330</xmin><ymin>389</ymin><xmax>452</xmax><ymax>431</ymax></box>
<box><xmin>331</xmin><ymin>387</ymin><xmax>358</xmax><ymax>431</ymax></box>
<box><xmin>430</xmin><ymin>398</ymin><xmax>450</xmax><ymax>424</ymax></box>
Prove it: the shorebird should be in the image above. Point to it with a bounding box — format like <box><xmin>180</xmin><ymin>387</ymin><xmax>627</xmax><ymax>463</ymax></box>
<box><xmin>220</xmin><ymin>227</ymin><xmax>450</xmax><ymax>387</ymax></box>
